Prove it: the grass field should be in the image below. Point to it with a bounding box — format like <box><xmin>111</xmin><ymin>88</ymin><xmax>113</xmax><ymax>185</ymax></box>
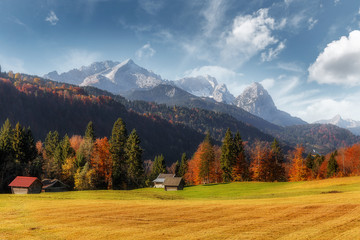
<box><xmin>1</xmin><ymin>177</ymin><xmax>360</xmax><ymax>239</ymax></box>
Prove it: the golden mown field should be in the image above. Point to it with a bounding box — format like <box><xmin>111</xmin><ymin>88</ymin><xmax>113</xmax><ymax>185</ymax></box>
<box><xmin>1</xmin><ymin>177</ymin><xmax>360</xmax><ymax>239</ymax></box>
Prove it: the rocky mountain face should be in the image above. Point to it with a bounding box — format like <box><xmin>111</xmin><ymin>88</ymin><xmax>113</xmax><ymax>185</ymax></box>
<box><xmin>44</xmin><ymin>60</ymin><xmax>119</xmax><ymax>85</ymax></box>
<box><xmin>45</xmin><ymin>60</ymin><xmax>235</xmax><ymax>104</ymax></box>
<box><xmin>174</xmin><ymin>75</ymin><xmax>235</xmax><ymax>104</ymax></box>
<box><xmin>45</xmin><ymin>60</ymin><xmax>307</xmax><ymax>127</ymax></box>
<box><xmin>235</xmin><ymin>82</ymin><xmax>307</xmax><ymax>127</ymax></box>
<box><xmin>45</xmin><ymin>59</ymin><xmax>163</xmax><ymax>95</ymax></box>
<box><xmin>316</xmin><ymin>115</ymin><xmax>360</xmax><ymax>135</ymax></box>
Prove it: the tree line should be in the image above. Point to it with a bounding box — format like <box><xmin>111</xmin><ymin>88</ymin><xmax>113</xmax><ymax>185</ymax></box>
<box><xmin>2</xmin><ymin>117</ymin><xmax>360</xmax><ymax>192</ymax></box>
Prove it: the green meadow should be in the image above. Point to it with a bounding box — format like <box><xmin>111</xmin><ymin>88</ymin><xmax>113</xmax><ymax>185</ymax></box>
<box><xmin>2</xmin><ymin>176</ymin><xmax>360</xmax><ymax>239</ymax></box>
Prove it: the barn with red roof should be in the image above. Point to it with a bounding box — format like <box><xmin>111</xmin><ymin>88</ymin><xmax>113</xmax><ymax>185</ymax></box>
<box><xmin>8</xmin><ymin>176</ymin><xmax>42</xmax><ymax>194</ymax></box>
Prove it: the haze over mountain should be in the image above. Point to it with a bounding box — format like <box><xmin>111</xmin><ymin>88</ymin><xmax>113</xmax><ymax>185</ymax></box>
<box><xmin>235</xmin><ymin>82</ymin><xmax>307</xmax><ymax>127</ymax></box>
<box><xmin>316</xmin><ymin>115</ymin><xmax>360</xmax><ymax>136</ymax></box>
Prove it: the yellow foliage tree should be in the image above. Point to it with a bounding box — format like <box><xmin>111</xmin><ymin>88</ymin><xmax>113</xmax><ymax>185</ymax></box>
<box><xmin>288</xmin><ymin>145</ymin><xmax>310</xmax><ymax>181</ymax></box>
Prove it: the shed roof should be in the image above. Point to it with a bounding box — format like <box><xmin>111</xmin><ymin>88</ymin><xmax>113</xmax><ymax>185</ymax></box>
<box><xmin>158</xmin><ymin>174</ymin><xmax>175</xmax><ymax>178</ymax></box>
<box><xmin>42</xmin><ymin>179</ymin><xmax>69</xmax><ymax>189</ymax></box>
<box><xmin>153</xmin><ymin>173</ymin><xmax>175</xmax><ymax>183</ymax></box>
<box><xmin>8</xmin><ymin>176</ymin><xmax>41</xmax><ymax>188</ymax></box>
<box><xmin>164</xmin><ymin>177</ymin><xmax>183</xmax><ymax>187</ymax></box>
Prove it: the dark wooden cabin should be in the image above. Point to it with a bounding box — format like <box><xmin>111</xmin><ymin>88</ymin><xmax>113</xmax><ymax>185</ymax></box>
<box><xmin>164</xmin><ymin>177</ymin><xmax>185</xmax><ymax>191</ymax></box>
<box><xmin>42</xmin><ymin>179</ymin><xmax>69</xmax><ymax>192</ymax></box>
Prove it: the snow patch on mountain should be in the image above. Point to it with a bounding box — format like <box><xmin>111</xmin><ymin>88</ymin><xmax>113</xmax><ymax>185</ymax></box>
<box><xmin>174</xmin><ymin>75</ymin><xmax>235</xmax><ymax>104</ymax></box>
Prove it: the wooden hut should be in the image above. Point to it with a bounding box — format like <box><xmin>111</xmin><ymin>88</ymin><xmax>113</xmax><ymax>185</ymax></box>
<box><xmin>152</xmin><ymin>174</ymin><xmax>175</xmax><ymax>188</ymax></box>
<box><xmin>164</xmin><ymin>177</ymin><xmax>185</xmax><ymax>191</ymax></box>
<box><xmin>42</xmin><ymin>179</ymin><xmax>69</xmax><ymax>192</ymax></box>
<box><xmin>8</xmin><ymin>176</ymin><xmax>42</xmax><ymax>194</ymax></box>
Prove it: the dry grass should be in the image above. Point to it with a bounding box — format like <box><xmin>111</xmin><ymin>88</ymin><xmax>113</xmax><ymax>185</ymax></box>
<box><xmin>2</xmin><ymin>177</ymin><xmax>360</xmax><ymax>239</ymax></box>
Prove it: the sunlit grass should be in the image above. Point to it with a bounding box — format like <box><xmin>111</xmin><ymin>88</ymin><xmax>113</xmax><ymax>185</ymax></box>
<box><xmin>1</xmin><ymin>176</ymin><xmax>360</xmax><ymax>239</ymax></box>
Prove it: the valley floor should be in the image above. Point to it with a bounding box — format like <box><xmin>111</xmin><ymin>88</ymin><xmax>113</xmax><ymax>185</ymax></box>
<box><xmin>1</xmin><ymin>177</ymin><xmax>360</xmax><ymax>239</ymax></box>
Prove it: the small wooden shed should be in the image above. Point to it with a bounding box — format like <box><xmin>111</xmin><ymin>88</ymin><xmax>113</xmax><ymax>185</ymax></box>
<box><xmin>153</xmin><ymin>174</ymin><xmax>175</xmax><ymax>188</ymax></box>
<box><xmin>164</xmin><ymin>177</ymin><xmax>185</xmax><ymax>191</ymax></box>
<box><xmin>8</xmin><ymin>176</ymin><xmax>43</xmax><ymax>194</ymax></box>
<box><xmin>42</xmin><ymin>179</ymin><xmax>69</xmax><ymax>192</ymax></box>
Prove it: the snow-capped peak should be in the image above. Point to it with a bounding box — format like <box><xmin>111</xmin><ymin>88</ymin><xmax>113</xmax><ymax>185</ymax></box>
<box><xmin>174</xmin><ymin>75</ymin><xmax>234</xmax><ymax>104</ymax></box>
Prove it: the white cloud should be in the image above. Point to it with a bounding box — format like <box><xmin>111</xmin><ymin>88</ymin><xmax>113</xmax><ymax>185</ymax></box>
<box><xmin>184</xmin><ymin>65</ymin><xmax>245</xmax><ymax>95</ymax></box>
<box><xmin>260</xmin><ymin>78</ymin><xmax>275</xmax><ymax>89</ymax></box>
<box><xmin>45</xmin><ymin>11</ymin><xmax>59</xmax><ymax>26</ymax></box>
<box><xmin>308</xmin><ymin>17</ymin><xmax>318</xmax><ymax>30</ymax></box>
<box><xmin>261</xmin><ymin>41</ymin><xmax>286</xmax><ymax>62</ymax></box>
<box><xmin>55</xmin><ymin>49</ymin><xmax>101</xmax><ymax>73</ymax></box>
<box><xmin>277</xmin><ymin>62</ymin><xmax>304</xmax><ymax>73</ymax></box>
<box><xmin>138</xmin><ymin>0</ymin><xmax>164</xmax><ymax>15</ymax></box>
<box><xmin>308</xmin><ymin>30</ymin><xmax>360</xmax><ymax>86</ymax></box>
<box><xmin>220</xmin><ymin>8</ymin><xmax>281</xmax><ymax>65</ymax></box>
<box><xmin>201</xmin><ymin>0</ymin><xmax>227</xmax><ymax>37</ymax></box>
<box><xmin>297</xmin><ymin>98</ymin><xmax>355</xmax><ymax>123</ymax></box>
<box><xmin>135</xmin><ymin>43</ymin><xmax>156</xmax><ymax>60</ymax></box>
<box><xmin>334</xmin><ymin>0</ymin><xmax>340</xmax><ymax>5</ymax></box>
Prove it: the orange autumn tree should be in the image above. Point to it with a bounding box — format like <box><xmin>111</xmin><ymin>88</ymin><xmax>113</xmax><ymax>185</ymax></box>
<box><xmin>343</xmin><ymin>143</ymin><xmax>360</xmax><ymax>176</ymax></box>
<box><xmin>185</xmin><ymin>134</ymin><xmax>218</xmax><ymax>185</ymax></box>
<box><xmin>288</xmin><ymin>145</ymin><xmax>310</xmax><ymax>181</ymax></box>
<box><xmin>91</xmin><ymin>137</ymin><xmax>113</xmax><ymax>189</ymax></box>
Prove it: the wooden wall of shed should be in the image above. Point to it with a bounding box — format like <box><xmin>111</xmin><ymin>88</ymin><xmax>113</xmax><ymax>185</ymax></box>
<box><xmin>28</xmin><ymin>181</ymin><xmax>42</xmax><ymax>194</ymax></box>
<box><xmin>11</xmin><ymin>187</ymin><xmax>29</xmax><ymax>194</ymax></box>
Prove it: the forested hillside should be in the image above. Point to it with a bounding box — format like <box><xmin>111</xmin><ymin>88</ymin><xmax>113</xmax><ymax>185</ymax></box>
<box><xmin>0</xmin><ymin>77</ymin><xmax>204</xmax><ymax>162</ymax></box>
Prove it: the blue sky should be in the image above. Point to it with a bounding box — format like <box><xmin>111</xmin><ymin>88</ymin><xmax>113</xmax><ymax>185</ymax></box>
<box><xmin>1</xmin><ymin>0</ymin><xmax>360</xmax><ymax>123</ymax></box>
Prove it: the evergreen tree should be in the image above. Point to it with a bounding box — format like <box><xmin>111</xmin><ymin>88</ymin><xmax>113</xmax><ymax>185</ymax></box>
<box><xmin>85</xmin><ymin>121</ymin><xmax>95</xmax><ymax>141</ymax></box>
<box><xmin>150</xmin><ymin>154</ymin><xmax>167</xmax><ymax>180</ymax></box>
<box><xmin>125</xmin><ymin>129</ymin><xmax>144</xmax><ymax>188</ymax></box>
<box><xmin>178</xmin><ymin>152</ymin><xmax>188</xmax><ymax>177</ymax></box>
<box><xmin>199</xmin><ymin>135</ymin><xmax>215</xmax><ymax>184</ymax></box>
<box><xmin>52</xmin><ymin>144</ymin><xmax>63</xmax><ymax>178</ymax></box>
<box><xmin>12</xmin><ymin>122</ymin><xmax>27</xmax><ymax>164</ymax></box>
<box><xmin>327</xmin><ymin>151</ymin><xmax>339</xmax><ymax>178</ymax></box>
<box><xmin>0</xmin><ymin>119</ymin><xmax>13</xmax><ymax>190</ymax></box>
<box><xmin>174</xmin><ymin>160</ymin><xmax>180</xmax><ymax>176</ymax></box>
<box><xmin>62</xmin><ymin>134</ymin><xmax>75</xmax><ymax>161</ymax></box>
<box><xmin>109</xmin><ymin>118</ymin><xmax>128</xmax><ymax>189</ymax></box>
<box><xmin>232</xmin><ymin>132</ymin><xmax>249</xmax><ymax>181</ymax></box>
<box><xmin>270</xmin><ymin>138</ymin><xmax>286</xmax><ymax>181</ymax></box>
<box><xmin>220</xmin><ymin>129</ymin><xmax>235</xmax><ymax>182</ymax></box>
<box><xmin>44</xmin><ymin>131</ymin><xmax>60</xmax><ymax>159</ymax></box>
<box><xmin>44</xmin><ymin>131</ymin><xmax>60</xmax><ymax>178</ymax></box>
<box><xmin>305</xmin><ymin>153</ymin><xmax>314</xmax><ymax>170</ymax></box>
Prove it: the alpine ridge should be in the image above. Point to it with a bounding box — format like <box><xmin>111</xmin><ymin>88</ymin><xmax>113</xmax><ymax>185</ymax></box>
<box><xmin>235</xmin><ymin>82</ymin><xmax>307</xmax><ymax>127</ymax></box>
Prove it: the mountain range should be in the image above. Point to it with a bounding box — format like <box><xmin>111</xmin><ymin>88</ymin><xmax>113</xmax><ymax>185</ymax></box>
<box><xmin>44</xmin><ymin>59</ymin><xmax>305</xmax><ymax>127</ymax></box>
<box><xmin>316</xmin><ymin>115</ymin><xmax>360</xmax><ymax>135</ymax></box>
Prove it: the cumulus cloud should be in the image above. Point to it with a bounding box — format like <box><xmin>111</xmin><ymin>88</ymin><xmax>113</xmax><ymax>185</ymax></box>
<box><xmin>261</xmin><ymin>41</ymin><xmax>286</xmax><ymax>62</ymax></box>
<box><xmin>135</xmin><ymin>43</ymin><xmax>156</xmax><ymax>60</ymax></box>
<box><xmin>184</xmin><ymin>65</ymin><xmax>245</xmax><ymax>95</ymax></box>
<box><xmin>260</xmin><ymin>78</ymin><xmax>275</xmax><ymax>89</ymax></box>
<box><xmin>45</xmin><ymin>11</ymin><xmax>59</xmax><ymax>25</ymax></box>
<box><xmin>220</xmin><ymin>8</ymin><xmax>282</xmax><ymax>65</ymax></box>
<box><xmin>297</xmin><ymin>98</ymin><xmax>355</xmax><ymax>123</ymax></box>
<box><xmin>308</xmin><ymin>30</ymin><xmax>360</xmax><ymax>86</ymax></box>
